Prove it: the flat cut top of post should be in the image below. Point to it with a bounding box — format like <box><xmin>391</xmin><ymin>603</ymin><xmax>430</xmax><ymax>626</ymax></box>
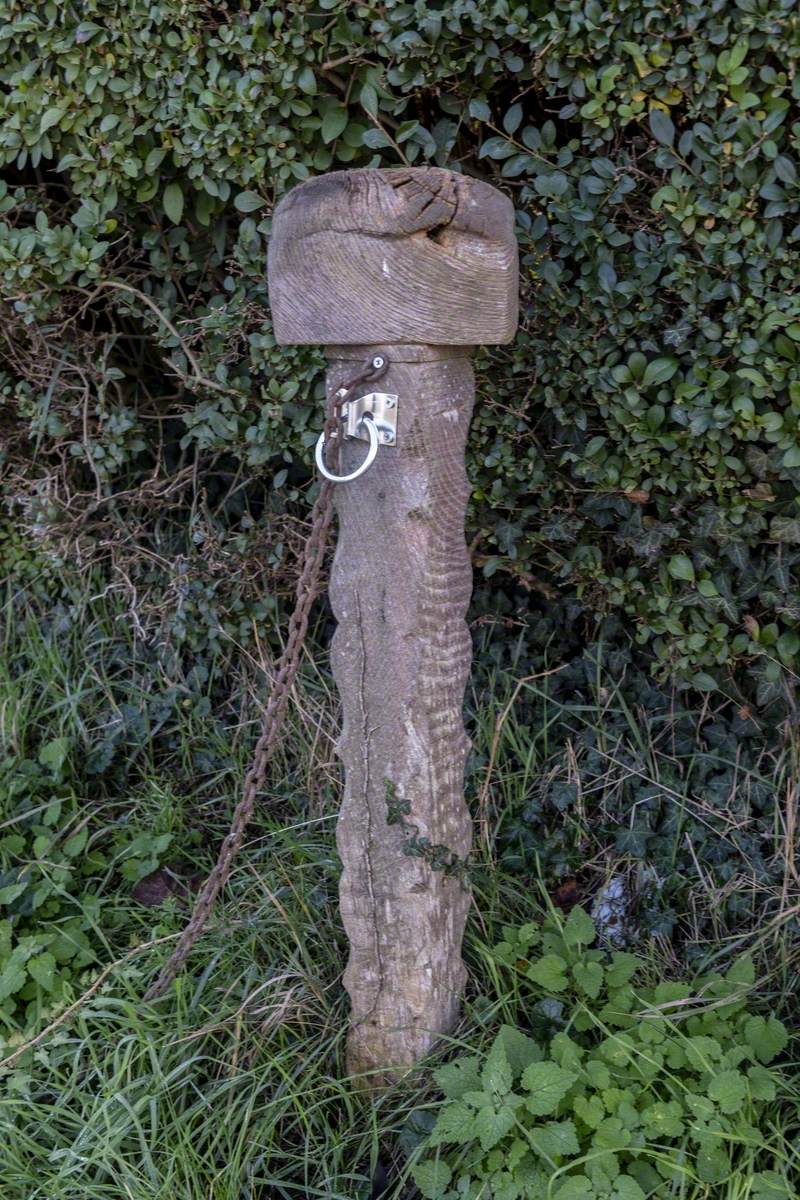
<box><xmin>267</xmin><ymin>168</ymin><xmax>518</xmax><ymax>347</ymax></box>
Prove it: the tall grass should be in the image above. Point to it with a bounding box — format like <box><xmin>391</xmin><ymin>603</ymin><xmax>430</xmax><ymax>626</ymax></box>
<box><xmin>1</xmin><ymin>581</ymin><xmax>798</xmax><ymax>1196</ymax></box>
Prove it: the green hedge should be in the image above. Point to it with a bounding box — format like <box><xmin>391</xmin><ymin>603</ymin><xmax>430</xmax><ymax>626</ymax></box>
<box><xmin>2</xmin><ymin>0</ymin><xmax>800</xmax><ymax>713</ymax></box>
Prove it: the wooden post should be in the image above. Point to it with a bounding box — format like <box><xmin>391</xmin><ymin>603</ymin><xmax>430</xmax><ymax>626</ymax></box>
<box><xmin>268</xmin><ymin>168</ymin><xmax>518</xmax><ymax>1080</ymax></box>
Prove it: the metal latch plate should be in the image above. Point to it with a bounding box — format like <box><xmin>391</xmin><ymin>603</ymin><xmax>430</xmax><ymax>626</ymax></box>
<box><xmin>338</xmin><ymin>390</ymin><xmax>398</xmax><ymax>445</ymax></box>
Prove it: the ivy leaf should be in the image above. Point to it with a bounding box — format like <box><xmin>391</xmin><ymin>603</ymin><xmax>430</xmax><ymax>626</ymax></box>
<box><xmin>573</xmin><ymin>960</ymin><xmax>604</xmax><ymax>999</ymax></box>
<box><xmin>563</xmin><ymin>905</ymin><xmax>596</xmax><ymax>948</ymax></box>
<box><xmin>412</xmin><ymin>1159</ymin><xmax>452</xmax><ymax>1199</ymax></box>
<box><xmin>527</xmin><ymin>953</ymin><xmax>569</xmax><ymax>992</ymax></box>
<box><xmin>428</xmin><ymin>1101</ymin><xmax>475</xmax><ymax>1146</ymax></box>
<box><xmin>522</xmin><ymin>1062</ymin><xmax>576</xmax><ymax>1115</ymax></box>
<box><xmin>321</xmin><ymin>105</ymin><xmax>348</xmax><ymax>143</ymax></box>
<box><xmin>649</xmin><ymin>108</ymin><xmax>675</xmax><ymax>146</ymax></box>
<box><xmin>433</xmin><ymin>1054</ymin><xmax>482</xmax><ymax>1099</ymax></box>
<box><xmin>474</xmin><ymin>1103</ymin><xmax>515</xmax><ymax>1150</ymax></box>
<box><xmin>163</xmin><ymin>182</ymin><xmax>184</xmax><ymax>225</ymax></box>
<box><xmin>708</xmin><ymin>1069</ymin><xmax>747</xmax><ymax>1114</ymax></box>
<box><xmin>744</xmin><ymin>1016</ymin><xmax>789</xmax><ymax>1064</ymax></box>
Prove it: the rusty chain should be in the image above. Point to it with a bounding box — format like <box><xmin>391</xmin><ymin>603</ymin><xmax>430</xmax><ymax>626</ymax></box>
<box><xmin>144</xmin><ymin>353</ymin><xmax>389</xmax><ymax>1001</ymax></box>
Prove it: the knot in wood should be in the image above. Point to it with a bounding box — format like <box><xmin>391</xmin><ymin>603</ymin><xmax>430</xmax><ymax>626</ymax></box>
<box><xmin>268</xmin><ymin>168</ymin><xmax>518</xmax><ymax>347</ymax></box>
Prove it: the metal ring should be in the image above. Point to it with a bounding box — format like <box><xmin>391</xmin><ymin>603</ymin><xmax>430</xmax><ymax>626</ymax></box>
<box><xmin>315</xmin><ymin>416</ymin><xmax>379</xmax><ymax>483</ymax></box>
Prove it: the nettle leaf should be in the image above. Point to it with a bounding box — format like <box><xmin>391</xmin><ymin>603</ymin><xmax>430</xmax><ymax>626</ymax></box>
<box><xmin>585</xmin><ymin>1060</ymin><xmax>610</xmax><ymax>1090</ymax></box>
<box><xmin>38</xmin><ymin>737</ymin><xmax>70</xmax><ymax>774</ymax></box>
<box><xmin>606</xmin><ymin>954</ymin><xmax>640</xmax><ymax>989</ymax></box>
<box><xmin>751</xmin><ymin>1170</ymin><xmax>793</xmax><ymax>1198</ymax></box>
<box><xmin>641</xmin><ymin>1100</ymin><xmax>684</xmax><ymax>1137</ymax></box>
<box><xmin>563</xmin><ymin>906</ymin><xmax>596</xmax><ymax>948</ymax></box>
<box><xmin>28</xmin><ymin>951</ymin><xmax>57</xmax><ymax>991</ymax></box>
<box><xmin>744</xmin><ymin>1016</ymin><xmax>789</xmax><ymax>1064</ymax></box>
<box><xmin>0</xmin><ymin>949</ymin><xmax>28</xmax><ymax>1001</ymax></box>
<box><xmin>573</xmin><ymin>961</ymin><xmax>604</xmax><ymax>999</ymax></box>
<box><xmin>412</xmin><ymin>1159</ymin><xmax>452</xmax><ymax>1199</ymax></box>
<box><xmin>497</xmin><ymin>1024</ymin><xmax>543</xmax><ymax>1075</ymax></box>
<box><xmin>527</xmin><ymin>954</ymin><xmax>569</xmax><ymax>992</ymax></box>
<box><xmin>428</xmin><ymin>1101</ymin><xmax>476</xmax><ymax>1146</ymax></box>
<box><xmin>574</xmin><ymin>1094</ymin><xmax>605</xmax><ymax>1130</ymax></box>
<box><xmin>748</xmin><ymin>1065</ymin><xmax>777</xmax><ymax>1102</ymax></box>
<box><xmin>553</xmin><ymin>1176</ymin><xmax>593</xmax><ymax>1199</ymax></box>
<box><xmin>492</xmin><ymin>1171</ymin><xmax>521</xmax><ymax>1200</ymax></box>
<box><xmin>63</xmin><ymin>827</ymin><xmax>88</xmax><ymax>858</ymax></box>
<box><xmin>0</xmin><ymin>882</ymin><xmax>27</xmax><ymax>905</ymax></box>
<box><xmin>522</xmin><ymin>1062</ymin><xmax>576</xmax><ymax>1115</ymax></box>
<box><xmin>685</xmin><ymin>1036</ymin><xmax>722</xmax><ymax>1072</ymax></box>
<box><xmin>482</xmin><ymin>1036</ymin><xmax>513</xmax><ymax>1096</ymax></box>
<box><xmin>612</xmin><ymin>1177</ymin><xmax>646</xmax><ymax>1200</ymax></box>
<box><xmin>708</xmin><ymin>1068</ymin><xmax>747</xmax><ymax>1114</ymax></box>
<box><xmin>529</xmin><ymin>1119</ymin><xmax>580</xmax><ymax>1160</ymax></box>
<box><xmin>474</xmin><ymin>1103</ymin><xmax>515</xmax><ymax>1150</ymax></box>
<box><xmin>551</xmin><ymin>1033</ymin><xmax>584</xmax><ymax>1072</ymax></box>
<box><xmin>696</xmin><ymin>1140</ymin><xmax>731</xmax><ymax>1184</ymax></box>
<box><xmin>434</xmin><ymin>1054</ymin><xmax>482</xmax><ymax>1099</ymax></box>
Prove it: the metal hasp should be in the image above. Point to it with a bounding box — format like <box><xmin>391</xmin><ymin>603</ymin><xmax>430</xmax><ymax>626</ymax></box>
<box><xmin>267</xmin><ymin>167</ymin><xmax>518</xmax><ymax>1085</ymax></box>
<box><xmin>339</xmin><ymin>390</ymin><xmax>398</xmax><ymax>445</ymax></box>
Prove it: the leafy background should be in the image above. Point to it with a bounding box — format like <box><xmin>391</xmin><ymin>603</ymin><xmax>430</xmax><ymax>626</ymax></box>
<box><xmin>1</xmin><ymin>0</ymin><xmax>800</xmax><ymax>1038</ymax></box>
<box><xmin>2</xmin><ymin>0</ymin><xmax>800</xmax><ymax>703</ymax></box>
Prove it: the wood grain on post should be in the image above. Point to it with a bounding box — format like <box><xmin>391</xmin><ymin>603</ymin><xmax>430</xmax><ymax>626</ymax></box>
<box><xmin>268</xmin><ymin>168</ymin><xmax>518</xmax><ymax>1080</ymax></box>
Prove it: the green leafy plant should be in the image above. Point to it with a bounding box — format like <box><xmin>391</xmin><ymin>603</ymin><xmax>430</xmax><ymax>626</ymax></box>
<box><xmin>1</xmin><ymin>0</ymin><xmax>800</xmax><ymax>714</ymax></box>
<box><xmin>412</xmin><ymin>907</ymin><xmax>796</xmax><ymax>1199</ymax></box>
<box><xmin>0</xmin><ymin>746</ymin><xmax>176</xmax><ymax>1032</ymax></box>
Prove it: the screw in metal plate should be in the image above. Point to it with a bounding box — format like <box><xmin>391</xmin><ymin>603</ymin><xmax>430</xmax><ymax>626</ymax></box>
<box><xmin>386</xmin><ymin>397</ymin><xmax>395</xmax><ymax>408</ymax></box>
<box><xmin>371</xmin><ymin>355</ymin><xmax>385</xmax><ymax>370</ymax></box>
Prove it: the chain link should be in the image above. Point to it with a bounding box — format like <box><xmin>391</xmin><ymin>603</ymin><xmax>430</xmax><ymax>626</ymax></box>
<box><xmin>144</xmin><ymin>353</ymin><xmax>389</xmax><ymax>1001</ymax></box>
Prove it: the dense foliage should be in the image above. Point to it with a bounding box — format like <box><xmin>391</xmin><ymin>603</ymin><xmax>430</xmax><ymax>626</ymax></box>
<box><xmin>1</xmin><ymin>0</ymin><xmax>799</xmax><ymax>715</ymax></box>
<box><xmin>412</xmin><ymin>907</ymin><xmax>796</xmax><ymax>1199</ymax></box>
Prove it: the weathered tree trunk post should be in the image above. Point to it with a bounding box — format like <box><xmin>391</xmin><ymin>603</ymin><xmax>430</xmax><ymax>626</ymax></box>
<box><xmin>268</xmin><ymin>168</ymin><xmax>517</xmax><ymax>1080</ymax></box>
